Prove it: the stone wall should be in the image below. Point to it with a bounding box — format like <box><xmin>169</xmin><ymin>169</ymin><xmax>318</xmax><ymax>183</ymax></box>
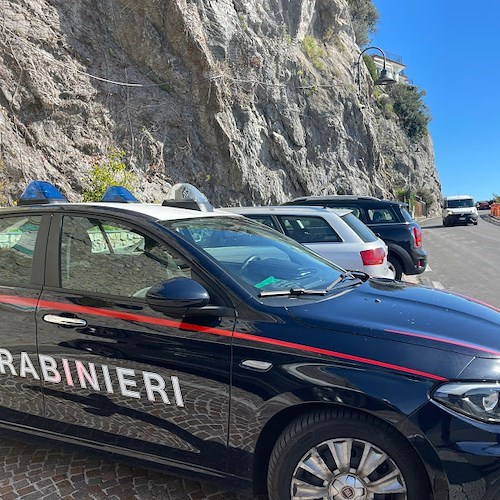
<box><xmin>0</xmin><ymin>0</ymin><xmax>441</xmax><ymax>213</ymax></box>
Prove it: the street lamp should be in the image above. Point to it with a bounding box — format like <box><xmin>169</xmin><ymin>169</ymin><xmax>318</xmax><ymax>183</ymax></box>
<box><xmin>356</xmin><ymin>46</ymin><xmax>396</xmax><ymax>93</ymax></box>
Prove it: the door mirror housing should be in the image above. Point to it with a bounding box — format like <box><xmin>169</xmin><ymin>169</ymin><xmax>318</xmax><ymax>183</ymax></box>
<box><xmin>146</xmin><ymin>277</ymin><xmax>210</xmax><ymax>315</ymax></box>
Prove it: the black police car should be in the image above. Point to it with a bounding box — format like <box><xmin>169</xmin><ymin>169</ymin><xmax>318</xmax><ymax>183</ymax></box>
<box><xmin>1</xmin><ymin>181</ymin><xmax>500</xmax><ymax>499</ymax></box>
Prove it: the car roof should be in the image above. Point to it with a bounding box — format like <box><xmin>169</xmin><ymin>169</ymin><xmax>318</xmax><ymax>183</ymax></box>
<box><xmin>222</xmin><ymin>205</ymin><xmax>352</xmax><ymax>217</ymax></box>
<box><xmin>0</xmin><ymin>202</ymin><xmax>240</xmax><ymax>222</ymax></box>
<box><xmin>444</xmin><ymin>195</ymin><xmax>473</xmax><ymax>200</ymax></box>
<box><xmin>289</xmin><ymin>195</ymin><xmax>402</xmax><ymax>206</ymax></box>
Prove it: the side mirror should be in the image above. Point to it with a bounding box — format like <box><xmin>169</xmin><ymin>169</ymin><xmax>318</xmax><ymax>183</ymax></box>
<box><xmin>146</xmin><ymin>277</ymin><xmax>210</xmax><ymax>315</ymax></box>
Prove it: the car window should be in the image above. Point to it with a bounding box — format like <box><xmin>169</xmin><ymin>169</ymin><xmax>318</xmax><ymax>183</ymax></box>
<box><xmin>61</xmin><ymin>216</ymin><xmax>191</xmax><ymax>297</ymax></box>
<box><xmin>367</xmin><ymin>208</ymin><xmax>396</xmax><ymax>223</ymax></box>
<box><xmin>400</xmin><ymin>207</ymin><xmax>414</xmax><ymax>222</ymax></box>
<box><xmin>277</xmin><ymin>216</ymin><xmax>341</xmax><ymax>243</ymax></box>
<box><xmin>162</xmin><ymin>217</ymin><xmax>343</xmax><ymax>296</ymax></box>
<box><xmin>0</xmin><ymin>215</ymin><xmax>42</xmax><ymax>284</ymax></box>
<box><xmin>245</xmin><ymin>214</ymin><xmax>280</xmax><ymax>231</ymax></box>
<box><xmin>340</xmin><ymin>213</ymin><xmax>378</xmax><ymax>243</ymax></box>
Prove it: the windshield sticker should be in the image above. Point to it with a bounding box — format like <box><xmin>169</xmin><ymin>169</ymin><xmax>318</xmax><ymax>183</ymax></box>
<box><xmin>255</xmin><ymin>276</ymin><xmax>281</xmax><ymax>289</ymax></box>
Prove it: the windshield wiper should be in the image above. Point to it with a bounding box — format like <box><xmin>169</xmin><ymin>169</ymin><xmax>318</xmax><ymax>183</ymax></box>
<box><xmin>324</xmin><ymin>270</ymin><xmax>369</xmax><ymax>292</ymax></box>
<box><xmin>259</xmin><ymin>287</ymin><xmax>328</xmax><ymax>297</ymax></box>
<box><xmin>259</xmin><ymin>271</ymin><xmax>369</xmax><ymax>298</ymax></box>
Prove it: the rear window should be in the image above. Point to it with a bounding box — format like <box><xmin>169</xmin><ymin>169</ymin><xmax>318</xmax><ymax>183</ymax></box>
<box><xmin>341</xmin><ymin>213</ymin><xmax>378</xmax><ymax>243</ymax></box>
<box><xmin>400</xmin><ymin>207</ymin><xmax>414</xmax><ymax>222</ymax></box>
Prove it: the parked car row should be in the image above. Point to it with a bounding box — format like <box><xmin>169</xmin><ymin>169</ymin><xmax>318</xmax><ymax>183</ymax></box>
<box><xmin>224</xmin><ymin>195</ymin><xmax>427</xmax><ymax>280</ymax></box>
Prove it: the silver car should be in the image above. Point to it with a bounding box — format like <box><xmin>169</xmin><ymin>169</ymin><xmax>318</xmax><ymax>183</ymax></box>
<box><xmin>222</xmin><ymin>206</ymin><xmax>394</xmax><ymax>278</ymax></box>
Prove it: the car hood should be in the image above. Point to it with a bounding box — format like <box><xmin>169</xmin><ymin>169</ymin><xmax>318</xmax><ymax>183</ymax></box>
<box><xmin>287</xmin><ymin>279</ymin><xmax>500</xmax><ymax>357</ymax></box>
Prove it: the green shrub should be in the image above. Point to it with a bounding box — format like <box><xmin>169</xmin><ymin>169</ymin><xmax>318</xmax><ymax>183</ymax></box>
<box><xmin>394</xmin><ymin>187</ymin><xmax>408</xmax><ymax>202</ymax></box>
<box><xmin>346</xmin><ymin>0</ymin><xmax>379</xmax><ymax>47</ymax></box>
<box><xmin>416</xmin><ymin>188</ymin><xmax>435</xmax><ymax>206</ymax></box>
<box><xmin>387</xmin><ymin>84</ymin><xmax>431</xmax><ymax>140</ymax></box>
<box><xmin>82</xmin><ymin>149</ymin><xmax>137</xmax><ymax>202</ymax></box>
<box><xmin>302</xmin><ymin>35</ymin><xmax>326</xmax><ymax>70</ymax></box>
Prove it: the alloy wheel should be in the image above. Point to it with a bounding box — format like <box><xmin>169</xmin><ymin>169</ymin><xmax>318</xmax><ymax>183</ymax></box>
<box><xmin>290</xmin><ymin>437</ymin><xmax>407</xmax><ymax>499</ymax></box>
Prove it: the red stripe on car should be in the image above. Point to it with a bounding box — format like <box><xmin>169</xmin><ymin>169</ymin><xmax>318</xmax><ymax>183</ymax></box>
<box><xmin>0</xmin><ymin>295</ymin><xmax>447</xmax><ymax>381</ymax></box>
<box><xmin>385</xmin><ymin>328</ymin><xmax>500</xmax><ymax>356</ymax></box>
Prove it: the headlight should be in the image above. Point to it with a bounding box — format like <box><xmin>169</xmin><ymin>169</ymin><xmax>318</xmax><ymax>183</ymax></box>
<box><xmin>432</xmin><ymin>383</ymin><xmax>500</xmax><ymax>423</ymax></box>
<box><xmin>446</xmin><ymin>210</ymin><xmax>454</xmax><ymax>216</ymax></box>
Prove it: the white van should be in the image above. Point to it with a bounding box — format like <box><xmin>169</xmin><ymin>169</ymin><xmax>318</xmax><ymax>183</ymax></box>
<box><xmin>442</xmin><ymin>195</ymin><xmax>478</xmax><ymax>226</ymax></box>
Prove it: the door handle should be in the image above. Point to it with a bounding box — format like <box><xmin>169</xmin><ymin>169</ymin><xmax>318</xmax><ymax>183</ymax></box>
<box><xmin>43</xmin><ymin>314</ymin><xmax>88</xmax><ymax>328</ymax></box>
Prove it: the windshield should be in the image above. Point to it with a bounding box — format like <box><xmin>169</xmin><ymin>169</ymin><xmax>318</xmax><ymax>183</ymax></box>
<box><xmin>161</xmin><ymin>217</ymin><xmax>344</xmax><ymax>296</ymax></box>
<box><xmin>446</xmin><ymin>198</ymin><xmax>474</xmax><ymax>208</ymax></box>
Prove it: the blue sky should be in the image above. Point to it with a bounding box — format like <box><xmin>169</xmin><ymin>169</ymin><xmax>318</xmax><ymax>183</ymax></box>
<box><xmin>372</xmin><ymin>1</ymin><xmax>500</xmax><ymax>202</ymax></box>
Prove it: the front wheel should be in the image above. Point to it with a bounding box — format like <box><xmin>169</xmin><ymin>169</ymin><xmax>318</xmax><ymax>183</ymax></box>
<box><xmin>267</xmin><ymin>409</ymin><xmax>431</xmax><ymax>500</ymax></box>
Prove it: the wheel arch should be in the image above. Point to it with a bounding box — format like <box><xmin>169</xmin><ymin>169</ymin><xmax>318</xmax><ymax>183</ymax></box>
<box><xmin>252</xmin><ymin>402</ymin><xmax>444</xmax><ymax>498</ymax></box>
<box><xmin>387</xmin><ymin>243</ymin><xmax>413</xmax><ymax>273</ymax></box>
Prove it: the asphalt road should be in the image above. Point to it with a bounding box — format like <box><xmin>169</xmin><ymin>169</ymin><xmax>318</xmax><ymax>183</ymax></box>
<box><xmin>418</xmin><ymin>211</ymin><xmax>500</xmax><ymax>308</ymax></box>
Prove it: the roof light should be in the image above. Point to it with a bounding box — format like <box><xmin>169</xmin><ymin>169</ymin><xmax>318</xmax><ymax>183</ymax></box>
<box><xmin>162</xmin><ymin>183</ymin><xmax>213</xmax><ymax>212</ymax></box>
<box><xmin>101</xmin><ymin>186</ymin><xmax>139</xmax><ymax>203</ymax></box>
<box><xmin>18</xmin><ymin>181</ymin><xmax>67</xmax><ymax>206</ymax></box>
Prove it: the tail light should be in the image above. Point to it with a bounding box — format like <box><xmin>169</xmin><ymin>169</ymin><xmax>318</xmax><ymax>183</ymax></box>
<box><xmin>360</xmin><ymin>247</ymin><xmax>385</xmax><ymax>266</ymax></box>
<box><xmin>412</xmin><ymin>226</ymin><xmax>422</xmax><ymax>247</ymax></box>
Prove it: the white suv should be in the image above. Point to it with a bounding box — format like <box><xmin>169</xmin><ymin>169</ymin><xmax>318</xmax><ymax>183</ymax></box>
<box><xmin>223</xmin><ymin>206</ymin><xmax>394</xmax><ymax>278</ymax></box>
<box><xmin>442</xmin><ymin>195</ymin><xmax>478</xmax><ymax>226</ymax></box>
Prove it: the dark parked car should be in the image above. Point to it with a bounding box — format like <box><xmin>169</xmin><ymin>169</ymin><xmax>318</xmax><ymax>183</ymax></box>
<box><xmin>284</xmin><ymin>195</ymin><xmax>427</xmax><ymax>280</ymax></box>
<box><xmin>477</xmin><ymin>201</ymin><xmax>491</xmax><ymax>210</ymax></box>
<box><xmin>2</xmin><ymin>181</ymin><xmax>500</xmax><ymax>500</ymax></box>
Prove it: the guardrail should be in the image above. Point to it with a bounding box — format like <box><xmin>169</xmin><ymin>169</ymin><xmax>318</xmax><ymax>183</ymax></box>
<box><xmin>491</xmin><ymin>203</ymin><xmax>500</xmax><ymax>217</ymax></box>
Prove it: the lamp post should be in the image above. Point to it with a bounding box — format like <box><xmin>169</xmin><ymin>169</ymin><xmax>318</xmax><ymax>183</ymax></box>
<box><xmin>356</xmin><ymin>46</ymin><xmax>396</xmax><ymax>93</ymax></box>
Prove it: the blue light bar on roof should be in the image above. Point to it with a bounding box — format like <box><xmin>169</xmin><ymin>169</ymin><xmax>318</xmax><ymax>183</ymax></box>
<box><xmin>18</xmin><ymin>181</ymin><xmax>67</xmax><ymax>206</ymax></box>
<box><xmin>101</xmin><ymin>186</ymin><xmax>139</xmax><ymax>203</ymax></box>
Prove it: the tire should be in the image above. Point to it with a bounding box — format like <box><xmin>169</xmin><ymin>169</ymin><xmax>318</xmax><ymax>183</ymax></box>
<box><xmin>388</xmin><ymin>255</ymin><xmax>403</xmax><ymax>280</ymax></box>
<box><xmin>267</xmin><ymin>409</ymin><xmax>431</xmax><ymax>500</ymax></box>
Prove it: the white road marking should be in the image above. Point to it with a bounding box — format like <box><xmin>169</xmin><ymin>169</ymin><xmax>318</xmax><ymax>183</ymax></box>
<box><xmin>432</xmin><ymin>281</ymin><xmax>445</xmax><ymax>289</ymax></box>
<box><xmin>425</xmin><ymin>265</ymin><xmax>433</xmax><ymax>272</ymax></box>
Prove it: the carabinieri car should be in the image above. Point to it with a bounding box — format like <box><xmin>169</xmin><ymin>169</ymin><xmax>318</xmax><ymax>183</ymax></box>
<box><xmin>1</xmin><ymin>181</ymin><xmax>500</xmax><ymax>500</ymax></box>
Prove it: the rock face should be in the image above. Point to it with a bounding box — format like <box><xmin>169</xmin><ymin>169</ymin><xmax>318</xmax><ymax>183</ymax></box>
<box><xmin>0</xmin><ymin>0</ymin><xmax>441</xmax><ymax>211</ymax></box>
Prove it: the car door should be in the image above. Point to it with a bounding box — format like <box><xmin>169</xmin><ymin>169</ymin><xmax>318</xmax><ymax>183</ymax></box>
<box><xmin>0</xmin><ymin>212</ymin><xmax>48</xmax><ymax>424</ymax></box>
<box><xmin>36</xmin><ymin>211</ymin><xmax>235</xmax><ymax>472</ymax></box>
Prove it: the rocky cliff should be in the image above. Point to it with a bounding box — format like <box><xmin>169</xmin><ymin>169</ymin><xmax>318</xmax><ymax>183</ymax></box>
<box><xmin>0</xmin><ymin>0</ymin><xmax>441</xmax><ymax>210</ymax></box>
